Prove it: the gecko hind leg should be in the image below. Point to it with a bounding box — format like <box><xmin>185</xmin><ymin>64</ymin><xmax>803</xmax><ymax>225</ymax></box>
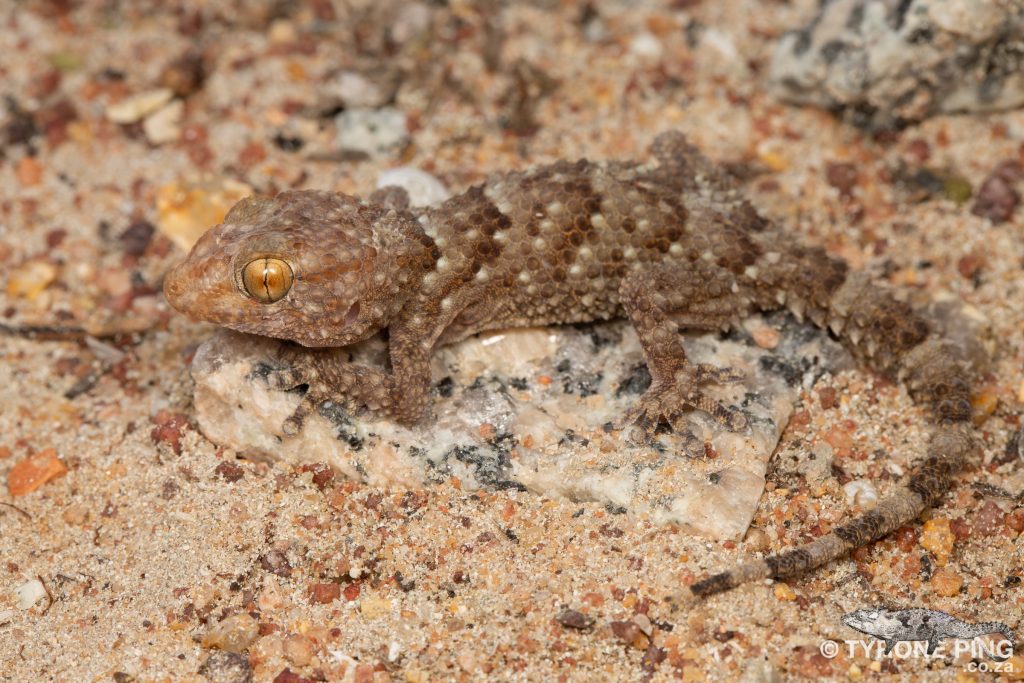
<box><xmin>618</xmin><ymin>262</ymin><xmax>751</xmax><ymax>437</ymax></box>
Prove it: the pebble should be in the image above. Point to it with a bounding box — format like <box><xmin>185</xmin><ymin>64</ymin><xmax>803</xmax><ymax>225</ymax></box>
<box><xmin>919</xmin><ymin>518</ymin><xmax>955</xmax><ymax>565</ymax></box>
<box><xmin>773</xmin><ymin>583</ymin><xmax>796</xmax><ymax>601</ymax></box>
<box><xmin>744</xmin><ymin>527</ymin><xmax>771</xmax><ymax>553</ymax></box>
<box><xmin>629</xmin><ymin>33</ymin><xmax>663</xmax><ymax>59</ymax></box>
<box><xmin>555</xmin><ymin>609</ymin><xmax>594</xmax><ymax>630</ymax></box>
<box><xmin>609</xmin><ymin>620</ymin><xmax>648</xmax><ymax>650</ymax></box>
<box><xmin>972</xmin><ymin>161</ymin><xmax>1021</xmax><ymax>223</ymax></box>
<box><xmin>330</xmin><ymin>71</ymin><xmax>389</xmax><ymax>108</ymax></box>
<box><xmin>335</xmin><ymin>107</ymin><xmax>408</xmax><ymax>156</ymax></box>
<box><xmin>198</xmin><ymin>651</ymin><xmax>253</xmax><ymax>683</ymax></box>
<box><xmin>15</xmin><ymin>156</ymin><xmax>43</xmax><ymax>186</ymax></box>
<box><xmin>825</xmin><ymin>162</ymin><xmax>858</xmax><ymax>195</ymax></box>
<box><xmin>377</xmin><ymin>167</ymin><xmax>450</xmax><ymax>207</ymax></box>
<box><xmin>391</xmin><ymin>3</ymin><xmax>432</xmax><ymax>44</ymax></box>
<box><xmin>15</xmin><ymin>578</ymin><xmax>47</xmax><ymax>609</ymax></box>
<box><xmin>283</xmin><ymin>634</ymin><xmax>314</xmax><ymax>667</ymax></box>
<box><xmin>7</xmin><ymin>448</ymin><xmax>67</xmax><ymax>497</ymax></box>
<box><xmin>750</xmin><ymin>324</ymin><xmax>780</xmax><ymax>350</ymax></box>
<box><xmin>156</xmin><ymin>178</ymin><xmax>253</xmax><ymax>251</ymax></box>
<box><xmin>119</xmin><ymin>219</ymin><xmax>156</xmax><ymax>257</ymax></box>
<box><xmin>770</xmin><ymin>0</ymin><xmax>1024</xmax><ymax>128</ymax></box>
<box><xmin>360</xmin><ymin>595</ymin><xmax>391</xmax><ymax>619</ymax></box>
<box><xmin>930</xmin><ymin>566</ymin><xmax>963</xmax><ymax>597</ymax></box>
<box><xmin>143</xmin><ymin>99</ymin><xmax>184</xmax><ymax>145</ymax></box>
<box><xmin>159</xmin><ymin>52</ymin><xmax>205</xmax><ymax>98</ymax></box>
<box><xmin>201</xmin><ymin>613</ymin><xmax>259</xmax><ymax>653</ymax></box>
<box><xmin>842</xmin><ymin>480</ymin><xmax>878</xmax><ymax>508</ymax></box>
<box><xmin>308</xmin><ymin>583</ymin><xmax>339</xmax><ymax>604</ymax></box>
<box><xmin>970</xmin><ymin>500</ymin><xmax>1006</xmax><ymax>536</ymax></box>
<box><xmin>106</xmin><ymin>88</ymin><xmax>174</xmax><ymax>124</ymax></box>
<box><xmin>5</xmin><ymin>260</ymin><xmax>58</xmax><ymax>300</ymax></box>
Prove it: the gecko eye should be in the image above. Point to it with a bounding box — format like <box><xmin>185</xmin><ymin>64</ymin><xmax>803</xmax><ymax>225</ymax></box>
<box><xmin>241</xmin><ymin>257</ymin><xmax>294</xmax><ymax>303</ymax></box>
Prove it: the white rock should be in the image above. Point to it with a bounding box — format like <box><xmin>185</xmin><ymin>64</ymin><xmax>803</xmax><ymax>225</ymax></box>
<box><xmin>843</xmin><ymin>479</ymin><xmax>879</xmax><ymax>508</ymax></box>
<box><xmin>770</xmin><ymin>0</ymin><xmax>1024</xmax><ymax>128</ymax></box>
<box><xmin>106</xmin><ymin>88</ymin><xmax>174</xmax><ymax>124</ymax></box>
<box><xmin>16</xmin><ymin>578</ymin><xmax>46</xmax><ymax>609</ymax></box>
<box><xmin>189</xmin><ymin>314</ymin><xmax>845</xmax><ymax>540</ymax></box>
<box><xmin>629</xmin><ymin>32</ymin><xmax>663</xmax><ymax>59</ymax></box>
<box><xmin>331</xmin><ymin>71</ymin><xmax>388</xmax><ymax>108</ymax></box>
<box><xmin>377</xmin><ymin>167</ymin><xmax>450</xmax><ymax>207</ymax></box>
<box><xmin>335</xmin><ymin>107</ymin><xmax>408</xmax><ymax>155</ymax></box>
<box><xmin>391</xmin><ymin>3</ymin><xmax>432</xmax><ymax>44</ymax></box>
<box><xmin>143</xmin><ymin>99</ymin><xmax>184</xmax><ymax>145</ymax></box>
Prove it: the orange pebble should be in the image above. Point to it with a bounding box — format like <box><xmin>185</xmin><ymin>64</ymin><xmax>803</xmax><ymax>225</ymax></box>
<box><xmin>8</xmin><ymin>448</ymin><xmax>67</xmax><ymax>496</ymax></box>
<box><xmin>16</xmin><ymin>157</ymin><xmax>43</xmax><ymax>186</ymax></box>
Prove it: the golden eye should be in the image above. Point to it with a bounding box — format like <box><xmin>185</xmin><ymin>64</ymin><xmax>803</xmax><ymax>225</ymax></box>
<box><xmin>241</xmin><ymin>257</ymin><xmax>293</xmax><ymax>303</ymax></box>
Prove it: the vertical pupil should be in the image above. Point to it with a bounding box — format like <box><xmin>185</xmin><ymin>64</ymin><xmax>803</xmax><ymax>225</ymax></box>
<box><xmin>261</xmin><ymin>260</ymin><xmax>272</xmax><ymax>298</ymax></box>
<box><xmin>244</xmin><ymin>258</ymin><xmax>291</xmax><ymax>302</ymax></box>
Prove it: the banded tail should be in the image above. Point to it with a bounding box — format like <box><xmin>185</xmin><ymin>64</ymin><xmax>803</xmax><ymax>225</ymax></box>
<box><xmin>690</xmin><ymin>258</ymin><xmax>979</xmax><ymax>598</ymax></box>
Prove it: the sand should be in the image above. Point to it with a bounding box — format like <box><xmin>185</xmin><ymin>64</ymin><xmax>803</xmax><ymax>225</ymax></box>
<box><xmin>1</xmin><ymin>1</ymin><xmax>1022</xmax><ymax>681</ymax></box>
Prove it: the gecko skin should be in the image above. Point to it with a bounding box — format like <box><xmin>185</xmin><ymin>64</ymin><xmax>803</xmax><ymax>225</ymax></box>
<box><xmin>164</xmin><ymin>131</ymin><xmax>978</xmax><ymax>598</ymax></box>
<box><xmin>843</xmin><ymin>608</ymin><xmax>1015</xmax><ymax>657</ymax></box>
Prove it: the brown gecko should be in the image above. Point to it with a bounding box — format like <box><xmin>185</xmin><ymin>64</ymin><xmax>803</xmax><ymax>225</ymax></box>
<box><xmin>163</xmin><ymin>132</ymin><xmax>978</xmax><ymax>598</ymax></box>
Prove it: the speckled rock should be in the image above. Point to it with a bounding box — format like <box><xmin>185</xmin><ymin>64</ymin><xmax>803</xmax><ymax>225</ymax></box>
<box><xmin>335</xmin><ymin>107</ymin><xmax>408</xmax><ymax>155</ymax></box>
<box><xmin>190</xmin><ymin>315</ymin><xmax>847</xmax><ymax>540</ymax></box>
<box><xmin>770</xmin><ymin>0</ymin><xmax>1024</xmax><ymax>128</ymax></box>
<box><xmin>377</xmin><ymin>167</ymin><xmax>450</xmax><ymax>207</ymax></box>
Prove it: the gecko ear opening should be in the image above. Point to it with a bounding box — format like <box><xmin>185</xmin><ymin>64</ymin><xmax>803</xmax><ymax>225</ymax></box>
<box><xmin>344</xmin><ymin>300</ymin><xmax>360</xmax><ymax>326</ymax></box>
<box><xmin>241</xmin><ymin>257</ymin><xmax>294</xmax><ymax>303</ymax></box>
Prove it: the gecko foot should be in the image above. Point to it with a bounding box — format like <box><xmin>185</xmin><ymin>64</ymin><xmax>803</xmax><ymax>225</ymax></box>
<box><xmin>263</xmin><ymin>362</ymin><xmax>330</xmax><ymax>436</ymax></box>
<box><xmin>261</xmin><ymin>347</ymin><xmax>347</xmax><ymax>436</ymax></box>
<box><xmin>620</xmin><ymin>362</ymin><xmax>747</xmax><ymax>436</ymax></box>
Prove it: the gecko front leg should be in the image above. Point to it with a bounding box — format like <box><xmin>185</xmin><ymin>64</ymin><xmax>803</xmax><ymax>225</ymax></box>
<box><xmin>264</xmin><ymin>331</ymin><xmax>434</xmax><ymax>435</ymax></box>
<box><xmin>619</xmin><ymin>261</ymin><xmax>751</xmax><ymax>436</ymax></box>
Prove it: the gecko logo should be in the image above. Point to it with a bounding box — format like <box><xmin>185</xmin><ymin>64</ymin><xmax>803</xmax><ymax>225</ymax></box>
<box><xmin>816</xmin><ymin>607</ymin><xmax>1016</xmax><ymax>666</ymax></box>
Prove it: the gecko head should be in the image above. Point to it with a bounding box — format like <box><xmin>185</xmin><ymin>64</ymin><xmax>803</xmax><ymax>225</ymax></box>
<box><xmin>843</xmin><ymin>609</ymin><xmax>897</xmax><ymax>637</ymax></box>
<box><xmin>164</xmin><ymin>190</ymin><xmax>438</xmax><ymax>347</ymax></box>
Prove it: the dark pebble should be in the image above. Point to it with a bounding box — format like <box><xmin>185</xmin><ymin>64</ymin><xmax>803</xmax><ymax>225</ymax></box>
<box><xmin>215</xmin><ymin>461</ymin><xmax>245</xmax><ymax>482</ymax></box>
<box><xmin>260</xmin><ymin>549</ymin><xmax>292</xmax><ymax>577</ymax></box>
<box><xmin>120</xmin><ymin>219</ymin><xmax>155</xmax><ymax>257</ymax></box>
<box><xmin>556</xmin><ymin>608</ymin><xmax>595</xmax><ymax>630</ymax></box>
<box><xmin>971</xmin><ymin>161</ymin><xmax>1021</xmax><ymax>223</ymax></box>
<box><xmin>198</xmin><ymin>651</ymin><xmax>253</xmax><ymax>683</ymax></box>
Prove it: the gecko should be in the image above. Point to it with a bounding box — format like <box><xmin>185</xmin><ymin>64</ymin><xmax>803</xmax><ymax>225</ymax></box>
<box><xmin>163</xmin><ymin>131</ymin><xmax>979</xmax><ymax>598</ymax></box>
<box><xmin>842</xmin><ymin>608</ymin><xmax>1015</xmax><ymax>658</ymax></box>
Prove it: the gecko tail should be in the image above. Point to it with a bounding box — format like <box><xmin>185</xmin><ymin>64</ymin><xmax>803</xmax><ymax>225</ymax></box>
<box><xmin>689</xmin><ymin>491</ymin><xmax>923</xmax><ymax>598</ymax></box>
<box><xmin>689</xmin><ymin>421</ymin><xmax>976</xmax><ymax>599</ymax></box>
<box><xmin>688</xmin><ymin>247</ymin><xmax>982</xmax><ymax>599</ymax></box>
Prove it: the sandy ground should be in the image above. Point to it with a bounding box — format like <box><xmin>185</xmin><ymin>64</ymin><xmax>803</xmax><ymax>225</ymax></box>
<box><xmin>0</xmin><ymin>1</ymin><xmax>1022</xmax><ymax>681</ymax></box>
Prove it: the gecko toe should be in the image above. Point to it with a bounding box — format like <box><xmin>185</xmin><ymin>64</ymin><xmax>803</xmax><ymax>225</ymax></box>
<box><xmin>694</xmin><ymin>363</ymin><xmax>745</xmax><ymax>384</ymax></box>
<box><xmin>280</xmin><ymin>385</ymin><xmax>328</xmax><ymax>437</ymax></box>
<box><xmin>265</xmin><ymin>366</ymin><xmax>310</xmax><ymax>390</ymax></box>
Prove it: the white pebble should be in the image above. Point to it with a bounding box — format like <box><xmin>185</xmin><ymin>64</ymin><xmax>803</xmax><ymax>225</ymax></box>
<box><xmin>336</xmin><ymin>107</ymin><xmax>408</xmax><ymax>155</ymax></box>
<box><xmin>843</xmin><ymin>480</ymin><xmax>878</xmax><ymax>508</ymax></box>
<box><xmin>16</xmin><ymin>578</ymin><xmax>47</xmax><ymax>610</ymax></box>
<box><xmin>377</xmin><ymin>167</ymin><xmax>450</xmax><ymax>207</ymax></box>
<box><xmin>143</xmin><ymin>99</ymin><xmax>183</xmax><ymax>145</ymax></box>
<box><xmin>106</xmin><ymin>88</ymin><xmax>174</xmax><ymax>124</ymax></box>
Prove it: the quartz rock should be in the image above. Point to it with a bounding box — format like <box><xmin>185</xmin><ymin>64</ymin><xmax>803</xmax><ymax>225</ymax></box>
<box><xmin>190</xmin><ymin>315</ymin><xmax>847</xmax><ymax>540</ymax></box>
<box><xmin>770</xmin><ymin>0</ymin><xmax>1024</xmax><ymax>129</ymax></box>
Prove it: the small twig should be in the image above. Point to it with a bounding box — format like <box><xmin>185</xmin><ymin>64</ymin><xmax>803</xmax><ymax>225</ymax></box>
<box><xmin>37</xmin><ymin>575</ymin><xmax>53</xmax><ymax>616</ymax></box>
<box><xmin>0</xmin><ymin>322</ymin><xmax>93</xmax><ymax>342</ymax></box>
<box><xmin>0</xmin><ymin>501</ymin><xmax>32</xmax><ymax>521</ymax></box>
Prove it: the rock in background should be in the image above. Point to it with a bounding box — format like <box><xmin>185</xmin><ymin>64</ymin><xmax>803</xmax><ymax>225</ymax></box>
<box><xmin>770</xmin><ymin>0</ymin><xmax>1024</xmax><ymax>129</ymax></box>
